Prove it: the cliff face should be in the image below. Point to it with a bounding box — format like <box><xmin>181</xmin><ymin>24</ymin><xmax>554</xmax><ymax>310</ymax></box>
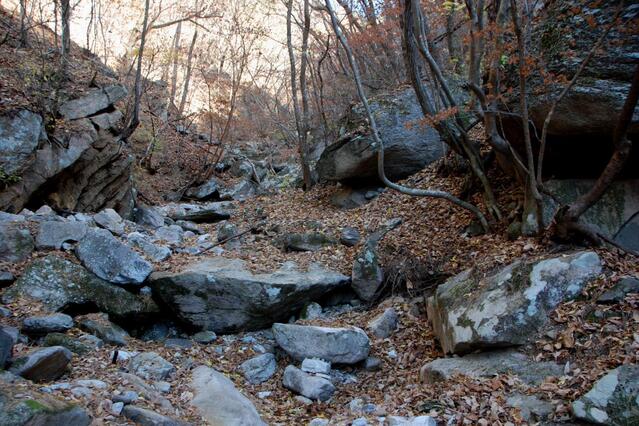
<box><xmin>0</xmin><ymin>86</ymin><xmax>134</xmax><ymax>217</ymax></box>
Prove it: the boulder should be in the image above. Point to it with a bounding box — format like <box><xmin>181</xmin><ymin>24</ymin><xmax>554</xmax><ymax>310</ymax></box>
<box><xmin>159</xmin><ymin>202</ymin><xmax>233</xmax><ymax>223</ymax></box>
<box><xmin>192</xmin><ymin>331</ymin><xmax>217</xmax><ymax>344</ymax></box>
<box><xmin>572</xmin><ymin>365</ymin><xmax>639</xmax><ymax>425</ymax></box>
<box><xmin>35</xmin><ymin>221</ymin><xmax>88</xmax><ymax>250</ymax></box>
<box><xmin>128</xmin><ymin>352</ymin><xmax>175</xmax><ymax>381</ymax></box>
<box><xmin>597</xmin><ymin>276</ymin><xmax>639</xmax><ymax>304</ymax></box>
<box><xmin>352</xmin><ymin>218</ymin><xmax>402</xmax><ymax>302</ymax></box>
<box><xmin>240</xmin><ymin>353</ymin><xmax>277</xmax><ymax>384</ymax></box>
<box><xmin>316</xmin><ymin>88</ymin><xmax>444</xmax><ymax>183</ymax></box>
<box><xmin>127</xmin><ymin>232</ymin><xmax>172</xmax><ymax>262</ymax></box>
<box><xmin>301</xmin><ymin>358</ymin><xmax>331</xmax><ymax>375</ymax></box>
<box><xmin>185</xmin><ymin>177</ymin><xmax>222</xmax><ymax>201</ymax></box>
<box><xmin>42</xmin><ymin>333</ymin><xmax>94</xmax><ymax>355</ymax></box>
<box><xmin>543</xmin><ymin>179</ymin><xmax>639</xmax><ymax>251</ymax></box>
<box><xmin>0</xmin><ymin>385</ymin><xmax>91</xmax><ymax>426</ymax></box>
<box><xmin>217</xmin><ymin>221</ymin><xmax>238</xmax><ymax>242</ymax></box>
<box><xmin>2</xmin><ymin>255</ymin><xmax>159</xmax><ymax>321</ymax></box>
<box><xmin>419</xmin><ymin>349</ymin><xmax>563</xmax><ymax>386</ymax></box>
<box><xmin>427</xmin><ymin>251</ymin><xmax>601</xmax><ymax>354</ymax></box>
<box><xmin>21</xmin><ymin>313</ymin><xmax>74</xmax><ymax>335</ymax></box>
<box><xmin>368</xmin><ymin>308</ymin><xmax>399</xmax><ymax>339</ymax></box>
<box><xmin>89</xmin><ymin>110</ymin><xmax>123</xmax><ymax>130</ymax></box>
<box><xmin>10</xmin><ymin>346</ymin><xmax>72</xmax><ymax>382</ymax></box>
<box><xmin>273</xmin><ymin>323</ymin><xmax>370</xmax><ymax>364</ymax></box>
<box><xmin>75</xmin><ymin>228</ymin><xmax>153</xmax><ymax>284</ymax></box>
<box><xmin>122</xmin><ymin>405</ymin><xmax>187</xmax><ymax>426</ymax></box>
<box><xmin>153</xmin><ymin>225</ymin><xmax>184</xmax><ymax>245</ymax></box>
<box><xmin>77</xmin><ymin>313</ymin><xmax>129</xmax><ymax>346</ymax></box>
<box><xmin>190</xmin><ymin>365</ymin><xmax>266</xmax><ymax>426</ymax></box>
<box><xmin>340</xmin><ymin>227</ymin><xmax>361</xmax><ymax>247</ymax></box>
<box><xmin>59</xmin><ymin>85</ymin><xmax>128</xmax><ymax>120</ymax></box>
<box><xmin>134</xmin><ymin>205</ymin><xmax>165</xmax><ymax>229</ymax></box>
<box><xmin>282</xmin><ymin>365</ymin><xmax>335</xmax><ymax>402</ymax></box>
<box><xmin>280</xmin><ymin>232</ymin><xmax>335</xmax><ymax>252</ymax></box>
<box><xmin>0</xmin><ymin>109</ymin><xmax>43</xmax><ymax>176</ymax></box>
<box><xmin>0</xmin><ymin>223</ymin><xmax>34</xmax><ymax>262</ymax></box>
<box><xmin>149</xmin><ymin>258</ymin><xmax>349</xmax><ymax>333</ymax></box>
<box><xmin>219</xmin><ymin>179</ymin><xmax>257</xmax><ymax>201</ymax></box>
<box><xmin>93</xmin><ymin>208</ymin><xmax>125</xmax><ymax>235</ymax></box>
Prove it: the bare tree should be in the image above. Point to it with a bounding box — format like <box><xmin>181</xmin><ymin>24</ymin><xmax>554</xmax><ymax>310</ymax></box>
<box><xmin>122</xmin><ymin>0</ymin><xmax>151</xmax><ymax>140</ymax></box>
<box><xmin>178</xmin><ymin>28</ymin><xmax>198</xmax><ymax>116</ymax></box>
<box><xmin>287</xmin><ymin>0</ymin><xmax>313</xmax><ymax>189</ymax></box>
<box><xmin>323</xmin><ymin>0</ymin><xmax>489</xmax><ymax>230</ymax></box>
<box><xmin>60</xmin><ymin>0</ymin><xmax>71</xmax><ymax>75</ymax></box>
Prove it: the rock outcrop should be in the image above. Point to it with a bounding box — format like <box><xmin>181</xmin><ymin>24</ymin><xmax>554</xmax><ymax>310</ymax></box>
<box><xmin>503</xmin><ymin>1</ymin><xmax>639</xmax><ymax>178</ymax></box>
<box><xmin>149</xmin><ymin>258</ymin><xmax>349</xmax><ymax>333</ymax></box>
<box><xmin>0</xmin><ymin>86</ymin><xmax>134</xmax><ymax>217</ymax></box>
<box><xmin>317</xmin><ymin>88</ymin><xmax>444</xmax><ymax>183</ymax></box>
<box><xmin>427</xmin><ymin>251</ymin><xmax>601</xmax><ymax>354</ymax></box>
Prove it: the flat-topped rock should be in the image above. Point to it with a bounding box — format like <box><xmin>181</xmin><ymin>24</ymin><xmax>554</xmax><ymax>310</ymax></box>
<box><xmin>21</xmin><ymin>313</ymin><xmax>73</xmax><ymax>335</ymax></box>
<box><xmin>0</xmin><ymin>384</ymin><xmax>91</xmax><ymax>425</ymax></box>
<box><xmin>2</xmin><ymin>255</ymin><xmax>159</xmax><ymax>321</ymax></box>
<box><xmin>59</xmin><ymin>85</ymin><xmax>127</xmax><ymax>120</ymax></box>
<box><xmin>149</xmin><ymin>258</ymin><xmax>349</xmax><ymax>333</ymax></box>
<box><xmin>75</xmin><ymin>228</ymin><xmax>153</xmax><ymax>285</ymax></box>
<box><xmin>427</xmin><ymin>251</ymin><xmax>601</xmax><ymax>354</ymax></box>
<box><xmin>273</xmin><ymin>323</ymin><xmax>370</xmax><ymax>364</ymax></box>
<box><xmin>35</xmin><ymin>221</ymin><xmax>88</xmax><ymax>250</ymax></box>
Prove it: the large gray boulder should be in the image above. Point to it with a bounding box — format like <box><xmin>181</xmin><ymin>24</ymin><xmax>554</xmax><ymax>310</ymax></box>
<box><xmin>149</xmin><ymin>258</ymin><xmax>349</xmax><ymax>333</ymax></box>
<box><xmin>0</xmin><ymin>385</ymin><xmax>92</xmax><ymax>426</ymax></box>
<box><xmin>190</xmin><ymin>366</ymin><xmax>266</xmax><ymax>426</ymax></box>
<box><xmin>282</xmin><ymin>365</ymin><xmax>335</xmax><ymax>402</ymax></box>
<box><xmin>10</xmin><ymin>346</ymin><xmax>72</xmax><ymax>382</ymax></box>
<box><xmin>427</xmin><ymin>251</ymin><xmax>601</xmax><ymax>354</ymax></box>
<box><xmin>75</xmin><ymin>228</ymin><xmax>153</xmax><ymax>284</ymax></box>
<box><xmin>572</xmin><ymin>365</ymin><xmax>639</xmax><ymax>425</ymax></box>
<box><xmin>273</xmin><ymin>323</ymin><xmax>370</xmax><ymax>364</ymax></box>
<box><xmin>185</xmin><ymin>177</ymin><xmax>222</xmax><ymax>201</ymax></box>
<box><xmin>317</xmin><ymin>88</ymin><xmax>444</xmax><ymax>183</ymax></box>
<box><xmin>419</xmin><ymin>350</ymin><xmax>563</xmax><ymax>386</ymax></box>
<box><xmin>35</xmin><ymin>220</ymin><xmax>88</xmax><ymax>250</ymax></box>
<box><xmin>0</xmin><ymin>109</ymin><xmax>43</xmax><ymax>176</ymax></box>
<box><xmin>93</xmin><ymin>208</ymin><xmax>125</xmax><ymax>235</ymax></box>
<box><xmin>0</xmin><ymin>223</ymin><xmax>34</xmax><ymax>262</ymax></box>
<box><xmin>2</xmin><ymin>255</ymin><xmax>159</xmax><ymax>321</ymax></box>
<box><xmin>59</xmin><ymin>85</ymin><xmax>128</xmax><ymax>120</ymax></box>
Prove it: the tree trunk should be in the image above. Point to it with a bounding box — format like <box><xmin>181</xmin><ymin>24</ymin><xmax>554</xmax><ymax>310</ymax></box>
<box><xmin>169</xmin><ymin>21</ymin><xmax>182</xmax><ymax>107</ymax></box>
<box><xmin>286</xmin><ymin>0</ymin><xmax>312</xmax><ymax>190</ymax></box>
<box><xmin>178</xmin><ymin>29</ymin><xmax>198</xmax><ymax>117</ymax></box>
<box><xmin>121</xmin><ymin>0</ymin><xmax>150</xmax><ymax>140</ymax></box>
<box><xmin>19</xmin><ymin>0</ymin><xmax>28</xmax><ymax>47</ymax></box>
<box><xmin>60</xmin><ymin>0</ymin><xmax>71</xmax><ymax>75</ymax></box>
